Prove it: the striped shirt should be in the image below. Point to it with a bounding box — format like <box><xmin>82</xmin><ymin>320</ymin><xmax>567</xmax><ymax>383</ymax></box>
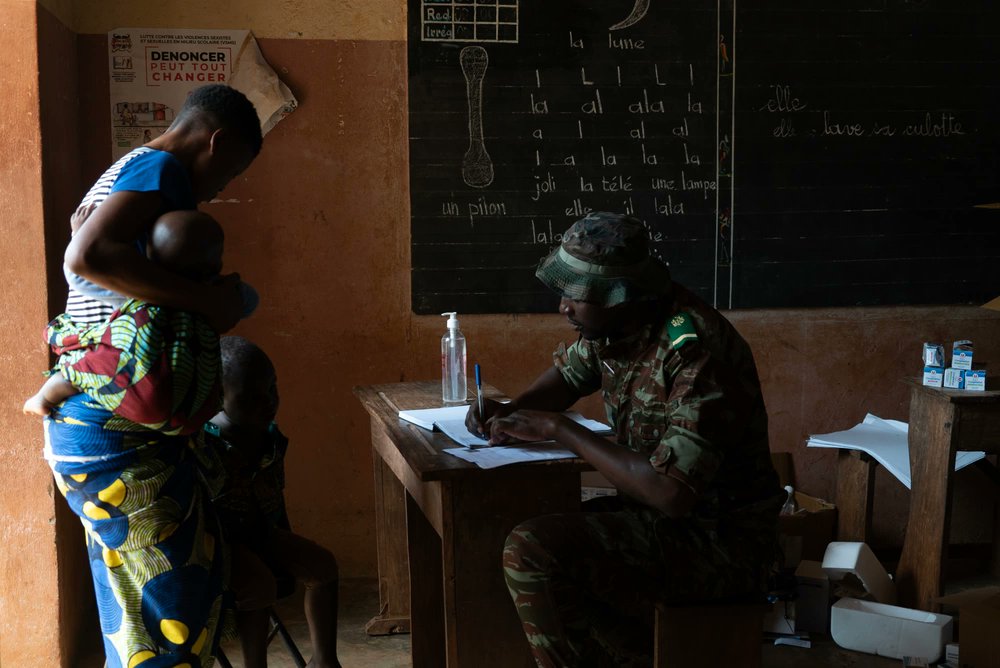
<box><xmin>64</xmin><ymin>147</ymin><xmax>194</xmax><ymax>326</ymax></box>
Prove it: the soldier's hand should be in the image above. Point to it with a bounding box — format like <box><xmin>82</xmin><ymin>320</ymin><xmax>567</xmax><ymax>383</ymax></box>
<box><xmin>465</xmin><ymin>397</ymin><xmax>516</xmax><ymax>437</ymax></box>
<box><xmin>488</xmin><ymin>409</ymin><xmax>565</xmax><ymax>445</ymax></box>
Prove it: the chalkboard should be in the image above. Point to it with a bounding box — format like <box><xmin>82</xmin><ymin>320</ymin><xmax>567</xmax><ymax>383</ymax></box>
<box><xmin>408</xmin><ymin>0</ymin><xmax>1000</xmax><ymax>314</ymax></box>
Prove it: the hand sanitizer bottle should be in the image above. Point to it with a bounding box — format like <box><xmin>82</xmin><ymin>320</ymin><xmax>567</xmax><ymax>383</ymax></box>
<box><xmin>441</xmin><ymin>312</ymin><xmax>467</xmax><ymax>405</ymax></box>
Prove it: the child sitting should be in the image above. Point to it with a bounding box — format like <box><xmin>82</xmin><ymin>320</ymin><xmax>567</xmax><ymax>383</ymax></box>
<box><xmin>207</xmin><ymin>335</ymin><xmax>342</xmax><ymax>668</ymax></box>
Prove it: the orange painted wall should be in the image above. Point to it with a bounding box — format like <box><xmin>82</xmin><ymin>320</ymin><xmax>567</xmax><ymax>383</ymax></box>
<box><xmin>0</xmin><ymin>3</ymin><xmax>69</xmax><ymax>666</ymax></box>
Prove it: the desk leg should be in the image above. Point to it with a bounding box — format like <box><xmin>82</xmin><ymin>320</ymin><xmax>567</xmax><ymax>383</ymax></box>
<box><xmin>897</xmin><ymin>391</ymin><xmax>958</xmax><ymax>611</ymax></box>
<box><xmin>836</xmin><ymin>450</ymin><xmax>876</xmax><ymax>543</ymax></box>
<box><xmin>366</xmin><ymin>446</ymin><xmax>411</xmax><ymax>635</ymax></box>
<box><xmin>440</xmin><ymin>469</ymin><xmax>581</xmax><ymax>668</ymax></box>
<box><xmin>407</xmin><ymin>492</ymin><xmax>447</xmax><ymax>667</ymax></box>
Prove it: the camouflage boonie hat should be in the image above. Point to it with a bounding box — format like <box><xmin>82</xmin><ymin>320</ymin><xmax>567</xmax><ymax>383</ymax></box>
<box><xmin>535</xmin><ymin>212</ymin><xmax>672</xmax><ymax>307</ymax></box>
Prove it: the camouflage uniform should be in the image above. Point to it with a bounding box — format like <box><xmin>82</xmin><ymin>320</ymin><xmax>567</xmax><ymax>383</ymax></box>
<box><xmin>504</xmin><ymin>213</ymin><xmax>782</xmax><ymax>668</ymax></box>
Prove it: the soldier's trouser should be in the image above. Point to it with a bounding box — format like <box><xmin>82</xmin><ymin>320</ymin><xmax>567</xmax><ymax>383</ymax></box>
<box><xmin>503</xmin><ymin>504</ymin><xmax>766</xmax><ymax>668</ymax></box>
<box><xmin>502</xmin><ymin>506</ymin><xmax>660</xmax><ymax>668</ymax></box>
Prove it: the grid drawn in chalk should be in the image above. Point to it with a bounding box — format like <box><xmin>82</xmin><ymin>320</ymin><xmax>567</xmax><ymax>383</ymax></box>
<box><xmin>421</xmin><ymin>0</ymin><xmax>519</xmax><ymax>44</ymax></box>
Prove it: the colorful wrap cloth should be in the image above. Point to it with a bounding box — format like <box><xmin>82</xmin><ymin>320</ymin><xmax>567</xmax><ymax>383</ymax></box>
<box><xmin>42</xmin><ymin>302</ymin><xmax>231</xmax><ymax>667</ymax></box>
<box><xmin>46</xmin><ymin>299</ymin><xmax>223</xmax><ymax>436</ymax></box>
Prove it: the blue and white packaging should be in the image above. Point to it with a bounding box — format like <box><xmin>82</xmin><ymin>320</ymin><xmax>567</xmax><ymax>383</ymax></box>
<box><xmin>951</xmin><ymin>340</ymin><xmax>973</xmax><ymax>370</ymax></box>
<box><xmin>964</xmin><ymin>369</ymin><xmax>986</xmax><ymax>392</ymax></box>
<box><xmin>923</xmin><ymin>343</ymin><xmax>945</xmax><ymax>367</ymax></box>
<box><xmin>943</xmin><ymin>368</ymin><xmax>965</xmax><ymax>390</ymax></box>
<box><xmin>923</xmin><ymin>366</ymin><xmax>944</xmax><ymax>388</ymax></box>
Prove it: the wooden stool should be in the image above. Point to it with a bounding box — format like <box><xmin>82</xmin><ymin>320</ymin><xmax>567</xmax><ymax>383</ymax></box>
<box><xmin>654</xmin><ymin>598</ymin><xmax>769</xmax><ymax>667</ymax></box>
<box><xmin>216</xmin><ymin>573</ymin><xmax>307</xmax><ymax>668</ymax></box>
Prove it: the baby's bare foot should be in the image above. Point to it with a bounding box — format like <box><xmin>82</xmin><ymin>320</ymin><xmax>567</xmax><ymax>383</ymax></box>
<box><xmin>22</xmin><ymin>393</ymin><xmax>53</xmax><ymax>417</ymax></box>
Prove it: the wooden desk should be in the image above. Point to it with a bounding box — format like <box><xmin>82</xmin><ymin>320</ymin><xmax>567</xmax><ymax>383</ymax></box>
<box><xmin>896</xmin><ymin>378</ymin><xmax>1000</xmax><ymax>611</ymax></box>
<box><xmin>355</xmin><ymin>382</ymin><xmax>591</xmax><ymax>667</ymax></box>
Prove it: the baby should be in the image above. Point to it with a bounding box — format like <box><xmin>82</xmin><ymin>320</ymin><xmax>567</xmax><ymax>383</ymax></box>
<box><xmin>24</xmin><ymin>209</ymin><xmax>256</xmax><ymax>433</ymax></box>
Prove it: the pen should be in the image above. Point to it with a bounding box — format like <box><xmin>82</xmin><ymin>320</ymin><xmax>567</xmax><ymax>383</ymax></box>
<box><xmin>475</xmin><ymin>363</ymin><xmax>485</xmax><ymax>435</ymax></box>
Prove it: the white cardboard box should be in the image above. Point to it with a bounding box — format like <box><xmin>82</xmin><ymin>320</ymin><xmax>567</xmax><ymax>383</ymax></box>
<box><xmin>821</xmin><ymin>542</ymin><xmax>897</xmax><ymax>605</ymax></box>
<box><xmin>830</xmin><ymin>598</ymin><xmax>953</xmax><ymax>662</ymax></box>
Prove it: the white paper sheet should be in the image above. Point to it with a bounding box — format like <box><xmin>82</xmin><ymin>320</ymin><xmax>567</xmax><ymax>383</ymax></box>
<box><xmin>399</xmin><ymin>405</ymin><xmax>610</xmax><ymax>438</ymax></box>
<box><xmin>806</xmin><ymin>413</ymin><xmax>985</xmax><ymax>489</ymax></box>
<box><xmin>398</xmin><ymin>405</ymin><xmax>470</xmax><ymax>430</ymax></box>
<box><xmin>434</xmin><ymin>412</ymin><xmax>611</xmax><ymax>468</ymax></box>
<box><xmin>435</xmin><ymin>413</ymin><xmax>611</xmax><ymax>449</ymax></box>
<box><xmin>444</xmin><ymin>445</ymin><xmax>578</xmax><ymax>469</ymax></box>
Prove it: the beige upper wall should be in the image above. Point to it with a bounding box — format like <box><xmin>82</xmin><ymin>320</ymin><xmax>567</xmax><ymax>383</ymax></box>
<box><xmin>64</xmin><ymin>0</ymin><xmax>405</xmax><ymax>40</ymax></box>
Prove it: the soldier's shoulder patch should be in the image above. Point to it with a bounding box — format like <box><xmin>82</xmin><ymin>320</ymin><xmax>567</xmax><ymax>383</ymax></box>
<box><xmin>667</xmin><ymin>312</ymin><xmax>698</xmax><ymax>350</ymax></box>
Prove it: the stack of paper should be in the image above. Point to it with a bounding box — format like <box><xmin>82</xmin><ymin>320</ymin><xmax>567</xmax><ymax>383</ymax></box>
<box><xmin>435</xmin><ymin>413</ymin><xmax>611</xmax><ymax>449</ymax></box>
<box><xmin>397</xmin><ymin>404</ymin><xmax>613</xmax><ymax>469</ymax></box>
<box><xmin>444</xmin><ymin>445</ymin><xmax>579</xmax><ymax>469</ymax></box>
<box><xmin>398</xmin><ymin>405</ymin><xmax>469</xmax><ymax>430</ymax></box>
<box><xmin>806</xmin><ymin>414</ymin><xmax>985</xmax><ymax>489</ymax></box>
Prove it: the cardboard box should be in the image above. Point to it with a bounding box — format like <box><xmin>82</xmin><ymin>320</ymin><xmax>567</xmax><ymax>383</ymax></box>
<box><xmin>935</xmin><ymin>587</ymin><xmax>1000</xmax><ymax>668</ymax></box>
<box><xmin>794</xmin><ymin>560</ymin><xmax>830</xmax><ymax>634</ymax></box>
<box><xmin>944</xmin><ymin>641</ymin><xmax>959</xmax><ymax>667</ymax></box>
<box><xmin>924</xmin><ymin>342</ymin><xmax>945</xmax><ymax>367</ymax></box>
<box><xmin>830</xmin><ymin>598</ymin><xmax>953</xmax><ymax>662</ymax></box>
<box><xmin>778</xmin><ymin>491</ymin><xmax>837</xmax><ymax>569</ymax></box>
<box><xmin>964</xmin><ymin>369</ymin><xmax>987</xmax><ymax>392</ymax></box>
<box><xmin>822</xmin><ymin>541</ymin><xmax>896</xmax><ymax>605</ymax></box>
<box><xmin>952</xmin><ymin>340</ymin><xmax>974</xmax><ymax>370</ymax></box>
<box><xmin>945</xmin><ymin>368</ymin><xmax>966</xmax><ymax>389</ymax></box>
<box><xmin>762</xmin><ymin>598</ymin><xmax>796</xmax><ymax>635</ymax></box>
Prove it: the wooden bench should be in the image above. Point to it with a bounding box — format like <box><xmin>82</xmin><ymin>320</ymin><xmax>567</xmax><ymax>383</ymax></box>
<box><xmin>654</xmin><ymin>598</ymin><xmax>769</xmax><ymax>667</ymax></box>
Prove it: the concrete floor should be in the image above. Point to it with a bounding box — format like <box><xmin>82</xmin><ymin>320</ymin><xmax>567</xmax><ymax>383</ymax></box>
<box><xmin>218</xmin><ymin>578</ymin><xmax>904</xmax><ymax>668</ymax></box>
<box><xmin>218</xmin><ymin>578</ymin><xmax>411</xmax><ymax>668</ymax></box>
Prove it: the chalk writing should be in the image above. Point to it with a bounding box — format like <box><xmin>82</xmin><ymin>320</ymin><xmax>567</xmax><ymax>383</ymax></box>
<box><xmin>421</xmin><ymin>0</ymin><xmax>519</xmax><ymax>44</ymax></box>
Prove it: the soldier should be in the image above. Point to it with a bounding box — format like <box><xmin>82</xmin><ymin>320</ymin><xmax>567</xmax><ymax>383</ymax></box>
<box><xmin>466</xmin><ymin>212</ymin><xmax>783</xmax><ymax>667</ymax></box>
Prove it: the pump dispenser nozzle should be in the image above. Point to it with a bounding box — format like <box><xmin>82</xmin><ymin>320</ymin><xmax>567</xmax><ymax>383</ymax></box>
<box><xmin>442</xmin><ymin>311</ymin><xmax>460</xmax><ymax>329</ymax></box>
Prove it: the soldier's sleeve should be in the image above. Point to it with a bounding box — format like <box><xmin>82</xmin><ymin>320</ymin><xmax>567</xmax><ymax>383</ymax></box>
<box><xmin>647</xmin><ymin>314</ymin><xmax>735</xmax><ymax>487</ymax></box>
<box><xmin>553</xmin><ymin>338</ymin><xmax>603</xmax><ymax>396</ymax></box>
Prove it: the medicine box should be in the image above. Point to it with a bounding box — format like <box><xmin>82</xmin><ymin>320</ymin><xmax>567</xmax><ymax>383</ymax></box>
<box><xmin>944</xmin><ymin>368</ymin><xmax>965</xmax><ymax>389</ymax></box>
<box><xmin>830</xmin><ymin>598</ymin><xmax>952</xmax><ymax>662</ymax></box>
<box><xmin>923</xmin><ymin>366</ymin><xmax>944</xmax><ymax>388</ymax></box>
<box><xmin>965</xmin><ymin>369</ymin><xmax>986</xmax><ymax>392</ymax></box>
<box><xmin>944</xmin><ymin>641</ymin><xmax>958</xmax><ymax>667</ymax></box>
<box><xmin>952</xmin><ymin>340</ymin><xmax>973</xmax><ymax>370</ymax></box>
<box><xmin>923</xmin><ymin>342</ymin><xmax>945</xmax><ymax>367</ymax></box>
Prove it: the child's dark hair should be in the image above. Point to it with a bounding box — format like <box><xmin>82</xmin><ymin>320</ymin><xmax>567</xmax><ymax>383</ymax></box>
<box><xmin>220</xmin><ymin>336</ymin><xmax>272</xmax><ymax>385</ymax></box>
<box><xmin>176</xmin><ymin>84</ymin><xmax>263</xmax><ymax>156</ymax></box>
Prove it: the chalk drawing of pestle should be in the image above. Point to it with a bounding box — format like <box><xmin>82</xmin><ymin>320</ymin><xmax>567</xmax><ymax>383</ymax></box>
<box><xmin>460</xmin><ymin>45</ymin><xmax>494</xmax><ymax>188</ymax></box>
